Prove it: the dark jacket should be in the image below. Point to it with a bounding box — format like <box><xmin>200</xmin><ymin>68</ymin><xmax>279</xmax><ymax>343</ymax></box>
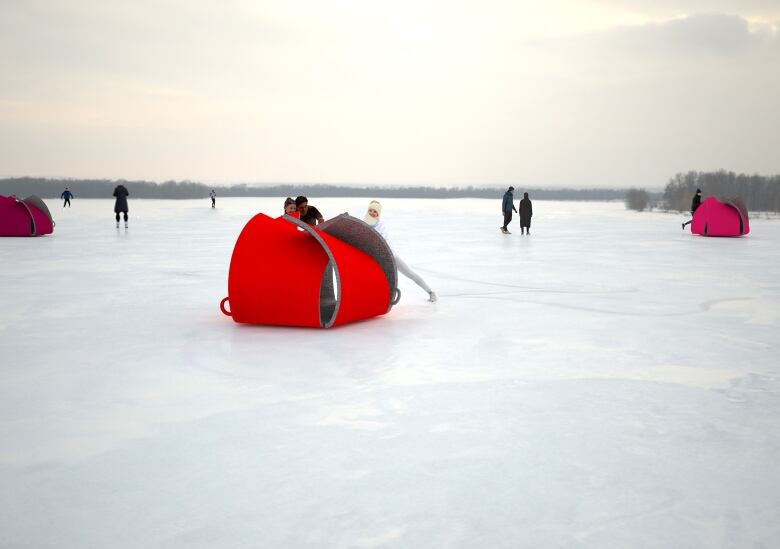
<box><xmin>691</xmin><ymin>194</ymin><xmax>702</xmax><ymax>214</ymax></box>
<box><xmin>61</xmin><ymin>190</ymin><xmax>73</xmax><ymax>200</ymax></box>
<box><xmin>502</xmin><ymin>191</ymin><xmax>516</xmax><ymax>213</ymax></box>
<box><xmin>519</xmin><ymin>197</ymin><xmax>532</xmax><ymax>224</ymax></box>
<box><xmin>113</xmin><ymin>185</ymin><xmax>129</xmax><ymax>213</ymax></box>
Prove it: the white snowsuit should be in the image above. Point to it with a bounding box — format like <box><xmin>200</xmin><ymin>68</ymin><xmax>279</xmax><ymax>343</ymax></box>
<box><xmin>371</xmin><ymin>219</ymin><xmax>433</xmax><ymax>295</ymax></box>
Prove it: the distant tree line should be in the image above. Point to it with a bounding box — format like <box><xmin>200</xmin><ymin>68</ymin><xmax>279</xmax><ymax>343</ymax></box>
<box><xmin>663</xmin><ymin>171</ymin><xmax>780</xmax><ymax>212</ymax></box>
<box><xmin>0</xmin><ymin>177</ymin><xmax>628</xmax><ymax>201</ymax></box>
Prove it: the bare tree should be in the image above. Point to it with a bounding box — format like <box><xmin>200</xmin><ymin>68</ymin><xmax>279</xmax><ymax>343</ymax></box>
<box><xmin>625</xmin><ymin>188</ymin><xmax>650</xmax><ymax>211</ymax></box>
<box><xmin>662</xmin><ymin>170</ymin><xmax>780</xmax><ymax>212</ymax></box>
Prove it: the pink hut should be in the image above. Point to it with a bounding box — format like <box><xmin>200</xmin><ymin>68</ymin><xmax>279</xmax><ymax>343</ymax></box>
<box><xmin>220</xmin><ymin>213</ymin><xmax>400</xmax><ymax>328</ymax></box>
<box><xmin>0</xmin><ymin>195</ymin><xmax>55</xmax><ymax>237</ymax></box>
<box><xmin>690</xmin><ymin>197</ymin><xmax>750</xmax><ymax>237</ymax></box>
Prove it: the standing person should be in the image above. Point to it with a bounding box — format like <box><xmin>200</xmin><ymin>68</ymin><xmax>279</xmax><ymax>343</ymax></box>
<box><xmin>682</xmin><ymin>188</ymin><xmax>702</xmax><ymax>229</ymax></box>
<box><xmin>113</xmin><ymin>184</ymin><xmax>129</xmax><ymax>228</ymax></box>
<box><xmin>60</xmin><ymin>187</ymin><xmax>73</xmax><ymax>207</ymax></box>
<box><xmin>210</xmin><ymin>189</ymin><xmax>216</xmax><ymax>208</ymax></box>
<box><xmin>519</xmin><ymin>192</ymin><xmax>533</xmax><ymax>235</ymax></box>
<box><xmin>296</xmin><ymin>196</ymin><xmax>324</xmax><ymax>226</ymax></box>
<box><xmin>501</xmin><ymin>186</ymin><xmax>517</xmax><ymax>234</ymax></box>
<box><xmin>364</xmin><ymin>200</ymin><xmax>437</xmax><ymax>302</ymax></box>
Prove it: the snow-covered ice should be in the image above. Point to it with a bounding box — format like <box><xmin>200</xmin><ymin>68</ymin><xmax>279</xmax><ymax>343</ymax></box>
<box><xmin>1</xmin><ymin>197</ymin><xmax>779</xmax><ymax>548</ymax></box>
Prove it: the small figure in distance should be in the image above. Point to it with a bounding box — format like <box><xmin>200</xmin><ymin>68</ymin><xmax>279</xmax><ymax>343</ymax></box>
<box><xmin>501</xmin><ymin>186</ymin><xmax>517</xmax><ymax>234</ymax></box>
<box><xmin>113</xmin><ymin>184</ymin><xmax>129</xmax><ymax>228</ymax></box>
<box><xmin>682</xmin><ymin>188</ymin><xmax>702</xmax><ymax>230</ymax></box>
<box><xmin>296</xmin><ymin>195</ymin><xmax>324</xmax><ymax>226</ymax></box>
<box><xmin>519</xmin><ymin>192</ymin><xmax>532</xmax><ymax>235</ymax></box>
<box><xmin>284</xmin><ymin>197</ymin><xmax>299</xmax><ymax>218</ymax></box>
<box><xmin>364</xmin><ymin>200</ymin><xmax>437</xmax><ymax>303</ymax></box>
<box><xmin>61</xmin><ymin>187</ymin><xmax>74</xmax><ymax>208</ymax></box>
<box><xmin>210</xmin><ymin>189</ymin><xmax>216</xmax><ymax>209</ymax></box>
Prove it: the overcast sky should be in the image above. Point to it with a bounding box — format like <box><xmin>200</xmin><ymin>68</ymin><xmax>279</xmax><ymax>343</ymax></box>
<box><xmin>1</xmin><ymin>0</ymin><xmax>778</xmax><ymax>188</ymax></box>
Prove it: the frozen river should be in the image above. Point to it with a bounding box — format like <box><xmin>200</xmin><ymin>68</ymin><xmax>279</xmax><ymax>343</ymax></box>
<box><xmin>2</xmin><ymin>197</ymin><xmax>779</xmax><ymax>548</ymax></box>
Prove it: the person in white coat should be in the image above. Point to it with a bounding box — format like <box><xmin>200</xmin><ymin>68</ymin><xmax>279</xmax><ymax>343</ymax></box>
<box><xmin>363</xmin><ymin>200</ymin><xmax>437</xmax><ymax>302</ymax></box>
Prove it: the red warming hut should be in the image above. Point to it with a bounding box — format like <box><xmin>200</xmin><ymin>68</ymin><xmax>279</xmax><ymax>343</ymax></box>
<box><xmin>0</xmin><ymin>195</ymin><xmax>55</xmax><ymax>237</ymax></box>
<box><xmin>690</xmin><ymin>197</ymin><xmax>750</xmax><ymax>237</ymax></box>
<box><xmin>220</xmin><ymin>213</ymin><xmax>400</xmax><ymax>328</ymax></box>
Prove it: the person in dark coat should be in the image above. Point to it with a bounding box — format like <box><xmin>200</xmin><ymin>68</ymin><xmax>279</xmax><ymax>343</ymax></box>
<box><xmin>113</xmin><ymin>184</ymin><xmax>129</xmax><ymax>228</ymax></box>
<box><xmin>501</xmin><ymin>186</ymin><xmax>517</xmax><ymax>234</ymax></box>
<box><xmin>296</xmin><ymin>196</ymin><xmax>324</xmax><ymax>226</ymax></box>
<box><xmin>682</xmin><ymin>188</ymin><xmax>702</xmax><ymax>229</ymax></box>
<box><xmin>519</xmin><ymin>192</ymin><xmax>532</xmax><ymax>235</ymax></box>
<box><xmin>60</xmin><ymin>187</ymin><xmax>73</xmax><ymax>207</ymax></box>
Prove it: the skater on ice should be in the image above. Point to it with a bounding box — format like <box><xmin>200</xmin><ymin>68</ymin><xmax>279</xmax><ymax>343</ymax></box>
<box><xmin>501</xmin><ymin>186</ymin><xmax>517</xmax><ymax>234</ymax></box>
<box><xmin>364</xmin><ymin>200</ymin><xmax>437</xmax><ymax>303</ymax></box>
<box><xmin>682</xmin><ymin>188</ymin><xmax>702</xmax><ymax>230</ymax></box>
<box><xmin>296</xmin><ymin>196</ymin><xmax>324</xmax><ymax>226</ymax></box>
<box><xmin>113</xmin><ymin>184</ymin><xmax>129</xmax><ymax>228</ymax></box>
<box><xmin>519</xmin><ymin>192</ymin><xmax>532</xmax><ymax>235</ymax></box>
<box><xmin>60</xmin><ymin>187</ymin><xmax>73</xmax><ymax>208</ymax></box>
<box><xmin>210</xmin><ymin>189</ymin><xmax>216</xmax><ymax>208</ymax></box>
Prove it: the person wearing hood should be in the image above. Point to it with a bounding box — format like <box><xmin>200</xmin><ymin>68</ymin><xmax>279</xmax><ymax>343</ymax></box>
<box><xmin>283</xmin><ymin>197</ymin><xmax>299</xmax><ymax>216</ymax></box>
<box><xmin>60</xmin><ymin>187</ymin><xmax>73</xmax><ymax>207</ymax></box>
<box><xmin>501</xmin><ymin>186</ymin><xmax>517</xmax><ymax>234</ymax></box>
<box><xmin>209</xmin><ymin>189</ymin><xmax>216</xmax><ymax>208</ymax></box>
<box><xmin>364</xmin><ymin>200</ymin><xmax>437</xmax><ymax>303</ymax></box>
<box><xmin>682</xmin><ymin>188</ymin><xmax>702</xmax><ymax>229</ymax></box>
<box><xmin>113</xmin><ymin>184</ymin><xmax>129</xmax><ymax>228</ymax></box>
<box><xmin>519</xmin><ymin>192</ymin><xmax>532</xmax><ymax>235</ymax></box>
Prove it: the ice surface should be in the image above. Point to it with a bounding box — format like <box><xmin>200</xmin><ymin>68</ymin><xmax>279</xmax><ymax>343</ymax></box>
<box><xmin>1</xmin><ymin>198</ymin><xmax>779</xmax><ymax>548</ymax></box>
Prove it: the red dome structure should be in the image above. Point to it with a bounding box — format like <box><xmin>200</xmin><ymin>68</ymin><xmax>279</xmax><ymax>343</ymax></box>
<box><xmin>690</xmin><ymin>197</ymin><xmax>750</xmax><ymax>237</ymax></box>
<box><xmin>0</xmin><ymin>195</ymin><xmax>54</xmax><ymax>237</ymax></box>
<box><xmin>220</xmin><ymin>213</ymin><xmax>399</xmax><ymax>328</ymax></box>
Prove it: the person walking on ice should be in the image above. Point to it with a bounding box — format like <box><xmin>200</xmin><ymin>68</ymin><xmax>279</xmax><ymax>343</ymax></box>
<box><xmin>210</xmin><ymin>189</ymin><xmax>216</xmax><ymax>208</ymax></box>
<box><xmin>519</xmin><ymin>192</ymin><xmax>532</xmax><ymax>235</ymax></box>
<box><xmin>113</xmin><ymin>184</ymin><xmax>129</xmax><ymax>228</ymax></box>
<box><xmin>501</xmin><ymin>186</ymin><xmax>517</xmax><ymax>234</ymax></box>
<box><xmin>364</xmin><ymin>200</ymin><xmax>437</xmax><ymax>303</ymax></box>
<box><xmin>682</xmin><ymin>188</ymin><xmax>702</xmax><ymax>230</ymax></box>
<box><xmin>61</xmin><ymin>187</ymin><xmax>73</xmax><ymax>207</ymax></box>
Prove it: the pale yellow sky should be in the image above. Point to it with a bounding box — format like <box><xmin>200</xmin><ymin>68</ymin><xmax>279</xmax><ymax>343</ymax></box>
<box><xmin>1</xmin><ymin>0</ymin><xmax>778</xmax><ymax>187</ymax></box>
